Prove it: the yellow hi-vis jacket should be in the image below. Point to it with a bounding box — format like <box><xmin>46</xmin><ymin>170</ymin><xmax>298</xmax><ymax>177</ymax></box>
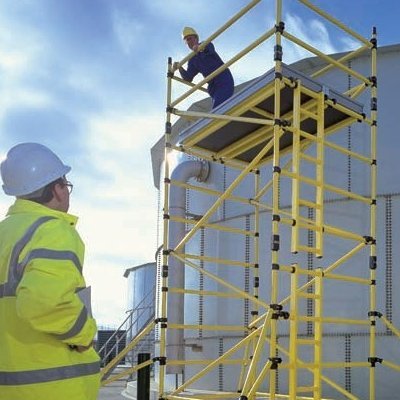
<box><xmin>0</xmin><ymin>199</ymin><xmax>100</xmax><ymax>400</ymax></box>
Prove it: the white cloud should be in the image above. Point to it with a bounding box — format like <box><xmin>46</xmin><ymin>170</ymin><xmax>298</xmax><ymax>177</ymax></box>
<box><xmin>112</xmin><ymin>9</ymin><xmax>144</xmax><ymax>55</ymax></box>
<box><xmin>284</xmin><ymin>13</ymin><xmax>339</xmax><ymax>59</ymax></box>
<box><xmin>64</xmin><ymin>111</ymin><xmax>162</xmax><ymax>325</ymax></box>
<box><xmin>0</xmin><ymin>52</ymin><xmax>31</xmax><ymax>75</ymax></box>
<box><xmin>0</xmin><ymin>89</ymin><xmax>51</xmax><ymax>113</ymax></box>
<box><xmin>88</xmin><ymin>113</ymin><xmax>162</xmax><ymax>154</ymax></box>
<box><xmin>0</xmin><ymin>0</ymin><xmax>379</xmax><ymax>331</ymax></box>
<box><xmin>0</xmin><ymin>10</ymin><xmax>55</xmax><ymax>119</ymax></box>
<box><xmin>223</xmin><ymin>10</ymin><xmax>359</xmax><ymax>85</ymax></box>
<box><xmin>340</xmin><ymin>36</ymin><xmax>361</xmax><ymax>51</ymax></box>
<box><xmin>84</xmin><ymin>257</ymin><xmax>128</xmax><ymax>327</ymax></box>
<box><xmin>0</xmin><ymin>10</ymin><xmax>44</xmax><ymax>77</ymax></box>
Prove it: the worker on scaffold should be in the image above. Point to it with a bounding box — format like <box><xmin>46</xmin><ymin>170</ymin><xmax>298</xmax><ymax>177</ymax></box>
<box><xmin>174</xmin><ymin>26</ymin><xmax>234</xmax><ymax>109</ymax></box>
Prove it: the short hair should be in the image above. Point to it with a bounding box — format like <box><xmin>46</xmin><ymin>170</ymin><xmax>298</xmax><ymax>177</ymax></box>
<box><xmin>19</xmin><ymin>177</ymin><xmax>65</xmax><ymax>204</ymax></box>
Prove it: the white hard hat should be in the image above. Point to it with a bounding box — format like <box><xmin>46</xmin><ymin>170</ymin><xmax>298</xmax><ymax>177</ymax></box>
<box><xmin>1</xmin><ymin>142</ymin><xmax>71</xmax><ymax>196</ymax></box>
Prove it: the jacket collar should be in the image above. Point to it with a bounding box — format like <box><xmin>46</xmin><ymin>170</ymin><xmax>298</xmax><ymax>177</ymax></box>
<box><xmin>7</xmin><ymin>199</ymin><xmax>78</xmax><ymax>226</ymax></box>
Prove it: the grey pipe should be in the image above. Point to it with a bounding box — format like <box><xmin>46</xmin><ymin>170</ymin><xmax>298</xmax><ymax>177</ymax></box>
<box><xmin>167</xmin><ymin>160</ymin><xmax>209</xmax><ymax>374</ymax></box>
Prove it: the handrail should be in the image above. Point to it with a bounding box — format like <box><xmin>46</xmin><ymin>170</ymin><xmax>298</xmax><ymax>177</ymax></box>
<box><xmin>99</xmin><ymin>304</ymin><xmax>154</xmax><ymax>365</ymax></box>
<box><xmin>98</xmin><ymin>285</ymin><xmax>155</xmax><ymax>356</ymax></box>
<box><xmin>101</xmin><ymin>319</ymin><xmax>156</xmax><ymax>382</ymax></box>
<box><xmin>100</xmin><ymin>305</ymin><xmax>155</xmax><ymax>365</ymax></box>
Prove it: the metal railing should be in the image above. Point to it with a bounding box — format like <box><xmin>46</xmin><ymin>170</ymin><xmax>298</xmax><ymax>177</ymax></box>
<box><xmin>98</xmin><ymin>285</ymin><xmax>155</xmax><ymax>371</ymax></box>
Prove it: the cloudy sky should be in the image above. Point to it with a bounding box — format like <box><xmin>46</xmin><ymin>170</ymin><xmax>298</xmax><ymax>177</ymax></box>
<box><xmin>0</xmin><ymin>0</ymin><xmax>399</xmax><ymax>327</ymax></box>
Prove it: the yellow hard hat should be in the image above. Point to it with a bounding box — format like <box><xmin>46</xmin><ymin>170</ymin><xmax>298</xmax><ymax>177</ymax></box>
<box><xmin>182</xmin><ymin>26</ymin><xmax>198</xmax><ymax>40</ymax></box>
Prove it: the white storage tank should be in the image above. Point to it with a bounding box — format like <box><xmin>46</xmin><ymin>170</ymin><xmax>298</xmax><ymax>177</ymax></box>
<box><xmin>150</xmin><ymin>44</ymin><xmax>400</xmax><ymax>399</ymax></box>
<box><xmin>124</xmin><ymin>262</ymin><xmax>156</xmax><ymax>363</ymax></box>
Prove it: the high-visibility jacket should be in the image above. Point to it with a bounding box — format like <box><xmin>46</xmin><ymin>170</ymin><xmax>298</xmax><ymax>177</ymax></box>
<box><xmin>0</xmin><ymin>199</ymin><xmax>100</xmax><ymax>400</ymax></box>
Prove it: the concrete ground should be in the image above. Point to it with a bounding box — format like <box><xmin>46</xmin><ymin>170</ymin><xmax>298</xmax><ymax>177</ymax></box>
<box><xmin>98</xmin><ymin>381</ymin><xmax>128</xmax><ymax>400</ymax></box>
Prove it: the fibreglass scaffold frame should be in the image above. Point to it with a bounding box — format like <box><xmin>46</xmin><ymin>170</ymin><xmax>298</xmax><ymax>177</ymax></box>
<box><xmin>158</xmin><ymin>0</ymin><xmax>381</xmax><ymax>399</ymax></box>
<box><xmin>101</xmin><ymin>0</ymin><xmax>398</xmax><ymax>398</ymax></box>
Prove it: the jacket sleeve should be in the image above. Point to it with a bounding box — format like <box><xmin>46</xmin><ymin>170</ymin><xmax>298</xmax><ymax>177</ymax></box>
<box><xmin>15</xmin><ymin>219</ymin><xmax>97</xmax><ymax>347</ymax></box>
<box><xmin>179</xmin><ymin>59</ymin><xmax>198</xmax><ymax>82</ymax></box>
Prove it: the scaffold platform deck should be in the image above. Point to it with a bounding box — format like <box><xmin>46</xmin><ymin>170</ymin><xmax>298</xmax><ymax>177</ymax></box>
<box><xmin>178</xmin><ymin>63</ymin><xmax>364</xmax><ymax>163</ymax></box>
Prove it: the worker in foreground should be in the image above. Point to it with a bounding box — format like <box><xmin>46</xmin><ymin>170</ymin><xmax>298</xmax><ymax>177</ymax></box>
<box><xmin>0</xmin><ymin>143</ymin><xmax>100</xmax><ymax>400</ymax></box>
<box><xmin>174</xmin><ymin>26</ymin><xmax>234</xmax><ymax>109</ymax></box>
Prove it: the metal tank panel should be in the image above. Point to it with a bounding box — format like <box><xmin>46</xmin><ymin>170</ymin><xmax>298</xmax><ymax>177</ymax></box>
<box><xmin>150</xmin><ymin>42</ymin><xmax>400</xmax><ymax>399</ymax></box>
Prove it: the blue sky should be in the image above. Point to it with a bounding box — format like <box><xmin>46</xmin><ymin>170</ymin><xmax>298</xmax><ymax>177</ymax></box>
<box><xmin>0</xmin><ymin>0</ymin><xmax>399</xmax><ymax>327</ymax></box>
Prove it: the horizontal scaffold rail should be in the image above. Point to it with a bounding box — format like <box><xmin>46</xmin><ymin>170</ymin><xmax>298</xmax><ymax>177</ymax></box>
<box><xmin>167</xmin><ymin>359</ymin><xmax>247</xmax><ymax>365</ymax></box>
<box><xmin>298</xmin><ymin>316</ymin><xmax>370</xmax><ymax>325</ymax></box>
<box><xmin>168</xmin><ymin>324</ymin><xmax>249</xmax><ymax>332</ymax></box>
<box><xmin>174</xmin><ymin>108</ymin><xmax>275</xmax><ymax>126</ymax></box>
<box><xmin>168</xmin><ymin>322</ymin><xmax>266</xmax><ymax>396</ymax></box>
<box><xmin>169</xmin><ymin>287</ymin><xmax>247</xmax><ymax>298</ymax></box>
<box><xmin>172</xmin><ymin>252</ymin><xmax>270</xmax><ymax>310</ymax></box>
<box><xmin>183</xmin><ymin>253</ymin><xmax>255</xmax><ymax>268</ymax></box>
<box><xmin>101</xmin><ymin>320</ymin><xmax>155</xmax><ymax>385</ymax></box>
<box><xmin>170</xmin><ymin>177</ymin><xmax>368</xmax><ymax>244</ymax></box>
<box><xmin>279</xmin><ymin>265</ymin><xmax>371</xmax><ymax>285</ymax></box>
<box><xmin>180</xmin><ymin>83</ymin><xmax>279</xmax><ymax>148</ymax></box>
<box><xmin>173</xmin><ymin>0</ymin><xmax>262</xmax><ymax>70</ymax></box>
<box><xmin>170</xmin><ymin>215</ymin><xmax>256</xmax><ymax>237</ymax></box>
<box><xmin>173</xmin><ymin>133</ymin><xmax>282</xmax><ymax>253</ymax></box>
<box><xmin>299</xmin><ymin>0</ymin><xmax>372</xmax><ymax>46</ymax></box>
<box><xmin>158</xmin><ymin>0</ymin><xmax>382</xmax><ymax>398</ymax></box>
<box><xmin>313</xmin><ymin>45</ymin><xmax>370</xmax><ymax>80</ymax></box>
<box><xmin>171</xmin><ymin>144</ymin><xmax>250</xmax><ymax>170</ymax></box>
<box><xmin>281</xmin><ymin>168</ymin><xmax>371</xmax><ymax>204</ymax></box>
<box><xmin>283</xmin><ymin>31</ymin><xmax>371</xmax><ymax>85</ymax></box>
<box><xmin>171</xmin><ymin>26</ymin><xmax>276</xmax><ymax>108</ymax></box>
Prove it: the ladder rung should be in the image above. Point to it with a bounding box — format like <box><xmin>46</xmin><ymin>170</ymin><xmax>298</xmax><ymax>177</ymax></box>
<box><xmin>299</xmin><ymin>129</ymin><xmax>319</xmax><ymax>141</ymax></box>
<box><xmin>300</xmin><ymin>109</ymin><xmax>318</xmax><ymax>119</ymax></box>
<box><xmin>297</xmin><ymin>338</ymin><xmax>319</xmax><ymax>345</ymax></box>
<box><xmin>299</xmin><ymin>153</ymin><xmax>321</xmax><ymax>164</ymax></box>
<box><xmin>297</xmin><ymin>292</ymin><xmax>320</xmax><ymax>299</ymax></box>
<box><xmin>299</xmin><ymin>199</ymin><xmax>321</xmax><ymax>209</ymax></box>
<box><xmin>297</xmin><ymin>386</ymin><xmax>317</xmax><ymax>393</ymax></box>
<box><xmin>297</xmin><ymin>245</ymin><xmax>320</xmax><ymax>254</ymax></box>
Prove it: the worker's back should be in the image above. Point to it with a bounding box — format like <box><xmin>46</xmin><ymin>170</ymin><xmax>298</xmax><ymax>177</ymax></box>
<box><xmin>0</xmin><ymin>199</ymin><xmax>100</xmax><ymax>400</ymax></box>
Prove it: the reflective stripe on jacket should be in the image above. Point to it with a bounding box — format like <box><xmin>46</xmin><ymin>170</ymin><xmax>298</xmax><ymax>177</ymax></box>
<box><xmin>0</xmin><ymin>199</ymin><xmax>100</xmax><ymax>400</ymax></box>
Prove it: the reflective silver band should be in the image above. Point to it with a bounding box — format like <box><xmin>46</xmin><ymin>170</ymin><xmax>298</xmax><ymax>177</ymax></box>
<box><xmin>0</xmin><ymin>282</ymin><xmax>16</xmax><ymax>297</ymax></box>
<box><xmin>54</xmin><ymin>307</ymin><xmax>88</xmax><ymax>340</ymax></box>
<box><xmin>0</xmin><ymin>217</ymin><xmax>55</xmax><ymax>298</ymax></box>
<box><xmin>18</xmin><ymin>248</ymin><xmax>83</xmax><ymax>275</ymax></box>
<box><xmin>0</xmin><ymin>361</ymin><xmax>100</xmax><ymax>385</ymax></box>
<box><xmin>8</xmin><ymin>216</ymin><xmax>55</xmax><ymax>279</ymax></box>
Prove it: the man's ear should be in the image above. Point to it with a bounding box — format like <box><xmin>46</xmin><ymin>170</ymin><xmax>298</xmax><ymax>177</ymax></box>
<box><xmin>52</xmin><ymin>183</ymin><xmax>63</xmax><ymax>201</ymax></box>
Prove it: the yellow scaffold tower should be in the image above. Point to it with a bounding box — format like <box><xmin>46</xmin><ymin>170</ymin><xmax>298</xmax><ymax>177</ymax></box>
<box><xmin>101</xmin><ymin>0</ymin><xmax>400</xmax><ymax>399</ymax></box>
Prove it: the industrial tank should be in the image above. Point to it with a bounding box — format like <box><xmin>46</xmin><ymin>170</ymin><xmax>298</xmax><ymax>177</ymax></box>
<box><xmin>151</xmin><ymin>44</ymin><xmax>400</xmax><ymax>399</ymax></box>
<box><xmin>124</xmin><ymin>262</ymin><xmax>156</xmax><ymax>364</ymax></box>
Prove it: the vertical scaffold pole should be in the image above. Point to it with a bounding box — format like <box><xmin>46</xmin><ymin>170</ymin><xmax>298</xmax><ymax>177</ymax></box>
<box><xmin>291</xmin><ymin>81</ymin><xmax>301</xmax><ymax>253</ymax></box>
<box><xmin>289</xmin><ymin>265</ymin><xmax>299</xmax><ymax>399</ymax></box>
<box><xmin>314</xmin><ymin>268</ymin><xmax>323</xmax><ymax>400</ymax></box>
<box><xmin>315</xmin><ymin>91</ymin><xmax>325</xmax><ymax>258</ymax></box>
<box><xmin>369</xmin><ymin>26</ymin><xmax>378</xmax><ymax>400</ymax></box>
<box><xmin>270</xmin><ymin>1</ymin><xmax>283</xmax><ymax>398</ymax></box>
<box><xmin>252</xmin><ymin>169</ymin><xmax>261</xmax><ymax>392</ymax></box>
<box><xmin>237</xmin><ymin>169</ymin><xmax>261</xmax><ymax>396</ymax></box>
<box><xmin>159</xmin><ymin>56</ymin><xmax>174</xmax><ymax>397</ymax></box>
